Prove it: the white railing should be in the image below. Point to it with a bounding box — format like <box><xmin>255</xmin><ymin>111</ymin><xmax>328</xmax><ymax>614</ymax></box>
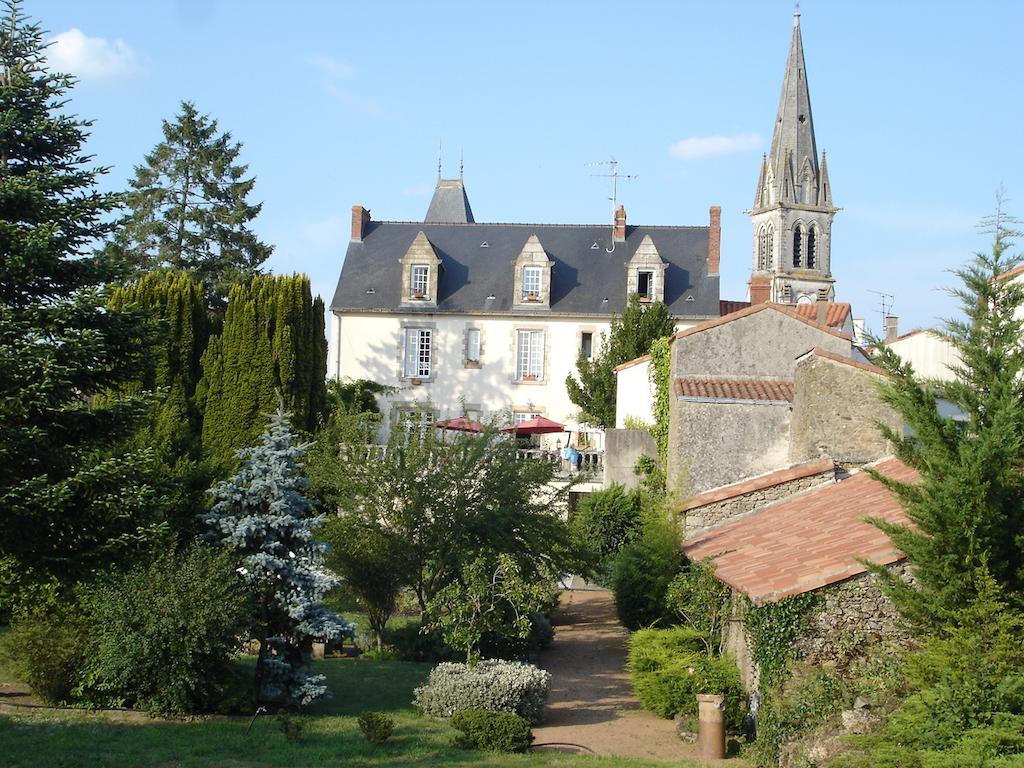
<box><xmin>349</xmin><ymin>444</ymin><xmax>604</xmax><ymax>477</ymax></box>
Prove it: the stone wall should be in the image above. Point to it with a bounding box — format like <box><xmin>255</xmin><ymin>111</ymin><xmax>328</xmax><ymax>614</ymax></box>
<box><xmin>789</xmin><ymin>353</ymin><xmax>901</xmax><ymax>465</ymax></box>
<box><xmin>682</xmin><ymin>468</ymin><xmax>835</xmax><ymax>537</ymax></box>
<box><xmin>669</xmin><ymin>399</ymin><xmax>792</xmax><ymax>495</ymax></box>
<box><xmin>794</xmin><ymin>564</ymin><xmax>909</xmax><ymax>667</ymax></box>
<box><xmin>604</xmin><ymin>428</ymin><xmax>658</xmax><ymax>490</ymax></box>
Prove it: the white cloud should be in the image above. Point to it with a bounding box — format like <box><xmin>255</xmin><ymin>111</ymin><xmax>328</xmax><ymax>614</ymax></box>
<box><xmin>306</xmin><ymin>54</ymin><xmax>355</xmax><ymax>80</ymax></box>
<box><xmin>670</xmin><ymin>132</ymin><xmax>762</xmax><ymax>160</ymax></box>
<box><xmin>47</xmin><ymin>28</ymin><xmax>141</xmax><ymax>82</ymax></box>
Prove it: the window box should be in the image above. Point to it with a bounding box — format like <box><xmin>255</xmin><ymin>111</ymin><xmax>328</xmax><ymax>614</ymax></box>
<box><xmin>524</xmin><ymin>293</ymin><xmax>539</xmax><ymax>302</ymax></box>
<box><xmin>412</xmin><ymin>291</ymin><xmax>427</xmax><ymax>300</ymax></box>
<box><xmin>409</xmin><ymin>378</ymin><xmax>423</xmax><ymax>386</ymax></box>
<box><xmin>464</xmin><ymin>360</ymin><xmax>481</xmax><ymax>369</ymax></box>
<box><xmin>520</xmin><ymin>374</ymin><xmax>538</xmax><ymax>382</ymax></box>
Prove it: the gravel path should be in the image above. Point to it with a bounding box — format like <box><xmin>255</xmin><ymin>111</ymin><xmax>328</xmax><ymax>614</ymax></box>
<box><xmin>532</xmin><ymin>589</ymin><xmax>715</xmax><ymax>762</ymax></box>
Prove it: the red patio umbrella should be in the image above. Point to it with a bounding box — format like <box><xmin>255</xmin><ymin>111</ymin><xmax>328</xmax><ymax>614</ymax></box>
<box><xmin>434</xmin><ymin>415</ymin><xmax>484</xmax><ymax>433</ymax></box>
<box><xmin>500</xmin><ymin>416</ymin><xmax>566</xmax><ymax>435</ymax></box>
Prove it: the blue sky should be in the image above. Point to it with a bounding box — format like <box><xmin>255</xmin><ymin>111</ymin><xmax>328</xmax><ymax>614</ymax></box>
<box><xmin>35</xmin><ymin>0</ymin><xmax>1024</xmax><ymax>335</ymax></box>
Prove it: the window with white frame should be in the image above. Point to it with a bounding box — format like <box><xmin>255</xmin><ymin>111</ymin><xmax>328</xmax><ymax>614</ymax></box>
<box><xmin>516</xmin><ymin>330</ymin><xmax>544</xmax><ymax>380</ymax></box>
<box><xmin>465</xmin><ymin>327</ymin><xmax>481</xmax><ymax>363</ymax></box>
<box><xmin>410</xmin><ymin>265</ymin><xmax>429</xmax><ymax>297</ymax></box>
<box><xmin>513</xmin><ymin>410</ymin><xmax>541</xmax><ymax>424</ymax></box>
<box><xmin>580</xmin><ymin>331</ymin><xmax>593</xmax><ymax>361</ymax></box>
<box><xmin>394</xmin><ymin>407</ymin><xmax>435</xmax><ymax>440</ymax></box>
<box><xmin>403</xmin><ymin>328</ymin><xmax>432</xmax><ymax>378</ymax></box>
<box><xmin>522</xmin><ymin>266</ymin><xmax>542</xmax><ymax>300</ymax></box>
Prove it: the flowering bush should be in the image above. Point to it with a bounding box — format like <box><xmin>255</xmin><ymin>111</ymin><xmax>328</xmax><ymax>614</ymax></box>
<box><xmin>413</xmin><ymin>659</ymin><xmax>551</xmax><ymax>724</ymax></box>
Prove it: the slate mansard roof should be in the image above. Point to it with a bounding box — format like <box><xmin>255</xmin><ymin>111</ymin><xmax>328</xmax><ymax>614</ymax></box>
<box><xmin>332</xmin><ymin>221</ymin><xmax>719</xmax><ymax>318</ymax></box>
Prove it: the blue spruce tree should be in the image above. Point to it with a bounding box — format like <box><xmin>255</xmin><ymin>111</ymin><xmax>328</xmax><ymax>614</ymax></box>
<box><xmin>202</xmin><ymin>407</ymin><xmax>349</xmax><ymax>708</ymax></box>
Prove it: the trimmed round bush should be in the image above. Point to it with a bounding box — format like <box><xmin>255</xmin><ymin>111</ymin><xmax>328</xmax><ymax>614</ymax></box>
<box><xmin>358</xmin><ymin>711</ymin><xmax>395</xmax><ymax>744</ymax></box>
<box><xmin>451</xmin><ymin>708</ymin><xmax>533</xmax><ymax>752</ymax></box>
<box><xmin>628</xmin><ymin>627</ymin><xmax>745</xmax><ymax>729</ymax></box>
<box><xmin>413</xmin><ymin>659</ymin><xmax>551</xmax><ymax>724</ymax></box>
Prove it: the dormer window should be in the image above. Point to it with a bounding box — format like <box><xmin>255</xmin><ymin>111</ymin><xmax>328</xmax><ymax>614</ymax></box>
<box><xmin>400</xmin><ymin>231</ymin><xmax>441</xmax><ymax>306</ymax></box>
<box><xmin>637</xmin><ymin>270</ymin><xmax>654</xmax><ymax>301</ymax></box>
<box><xmin>411</xmin><ymin>265</ymin><xmax>429</xmax><ymax>298</ymax></box>
<box><xmin>626</xmin><ymin>235</ymin><xmax>667</xmax><ymax>304</ymax></box>
<box><xmin>522</xmin><ymin>266</ymin><xmax>542</xmax><ymax>301</ymax></box>
<box><xmin>513</xmin><ymin>235</ymin><xmax>554</xmax><ymax>309</ymax></box>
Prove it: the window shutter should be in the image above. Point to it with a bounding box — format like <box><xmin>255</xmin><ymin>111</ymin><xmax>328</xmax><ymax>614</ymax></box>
<box><xmin>404</xmin><ymin>328</ymin><xmax>417</xmax><ymax>376</ymax></box>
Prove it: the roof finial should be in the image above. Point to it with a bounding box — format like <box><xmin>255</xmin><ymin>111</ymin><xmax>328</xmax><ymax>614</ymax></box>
<box><xmin>794</xmin><ymin>0</ymin><xmax>800</xmax><ymax>25</ymax></box>
<box><xmin>459</xmin><ymin>148</ymin><xmax>464</xmax><ymax>181</ymax></box>
<box><xmin>437</xmin><ymin>138</ymin><xmax>443</xmax><ymax>181</ymax></box>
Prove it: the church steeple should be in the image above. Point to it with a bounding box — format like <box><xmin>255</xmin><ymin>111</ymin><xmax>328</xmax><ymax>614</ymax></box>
<box><xmin>748</xmin><ymin>10</ymin><xmax>837</xmax><ymax>306</ymax></box>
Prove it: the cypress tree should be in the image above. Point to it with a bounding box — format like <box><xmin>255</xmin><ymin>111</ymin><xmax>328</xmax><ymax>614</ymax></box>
<box><xmin>0</xmin><ymin>0</ymin><xmax>166</xmax><ymax>585</ymax></box>
<box><xmin>199</xmin><ymin>274</ymin><xmax>326</xmax><ymax>468</ymax></box>
<box><xmin>869</xmin><ymin>207</ymin><xmax>1024</xmax><ymax>629</ymax></box>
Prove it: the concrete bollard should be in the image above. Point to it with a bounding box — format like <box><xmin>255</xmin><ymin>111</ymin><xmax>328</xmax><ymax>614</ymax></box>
<box><xmin>696</xmin><ymin>693</ymin><xmax>727</xmax><ymax>760</ymax></box>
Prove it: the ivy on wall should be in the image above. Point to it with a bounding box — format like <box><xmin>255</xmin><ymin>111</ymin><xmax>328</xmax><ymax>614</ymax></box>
<box><xmin>648</xmin><ymin>336</ymin><xmax>671</xmax><ymax>466</ymax></box>
<box><xmin>742</xmin><ymin>592</ymin><xmax>820</xmax><ymax>767</ymax></box>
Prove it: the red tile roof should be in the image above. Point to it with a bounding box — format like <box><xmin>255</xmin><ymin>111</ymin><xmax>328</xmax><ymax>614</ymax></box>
<box><xmin>719</xmin><ymin>299</ymin><xmax>751</xmax><ymax>315</ymax></box>
<box><xmin>674</xmin><ymin>377</ymin><xmax>794</xmax><ymax>403</ymax></box>
<box><xmin>672</xmin><ymin>303</ymin><xmax>851</xmax><ymax>344</ymax></box>
<box><xmin>801</xmin><ymin>347</ymin><xmax>888</xmax><ymax>377</ymax></box>
<box><xmin>680</xmin><ymin>458</ymin><xmax>835</xmax><ymax>512</ymax></box>
<box><xmin>997</xmin><ymin>263</ymin><xmax>1024</xmax><ymax>282</ymax></box>
<box><xmin>683</xmin><ymin>457</ymin><xmax>916</xmax><ymax>604</ymax></box>
<box><xmin>792</xmin><ymin>302</ymin><xmax>852</xmax><ymax>329</ymax></box>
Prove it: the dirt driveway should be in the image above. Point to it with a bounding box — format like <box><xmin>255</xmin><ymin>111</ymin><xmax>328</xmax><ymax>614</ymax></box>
<box><xmin>532</xmin><ymin>589</ymin><xmax>732</xmax><ymax>764</ymax></box>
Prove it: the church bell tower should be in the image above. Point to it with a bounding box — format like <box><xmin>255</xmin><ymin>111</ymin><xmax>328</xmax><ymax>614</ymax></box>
<box><xmin>748</xmin><ymin>10</ymin><xmax>837</xmax><ymax>305</ymax></box>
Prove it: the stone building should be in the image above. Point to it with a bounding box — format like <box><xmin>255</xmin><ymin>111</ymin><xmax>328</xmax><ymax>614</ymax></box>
<box><xmin>682</xmin><ymin>457</ymin><xmax>916</xmax><ymax>690</ymax></box>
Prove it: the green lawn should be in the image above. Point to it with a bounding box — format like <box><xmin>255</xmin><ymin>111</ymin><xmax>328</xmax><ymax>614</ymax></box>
<box><xmin>0</xmin><ymin>657</ymin><xmax>714</xmax><ymax>768</ymax></box>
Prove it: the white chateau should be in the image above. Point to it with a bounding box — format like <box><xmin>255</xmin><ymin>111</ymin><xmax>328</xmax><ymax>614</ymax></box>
<box><xmin>327</xmin><ymin>184</ymin><xmax>722</xmax><ymax>443</ymax></box>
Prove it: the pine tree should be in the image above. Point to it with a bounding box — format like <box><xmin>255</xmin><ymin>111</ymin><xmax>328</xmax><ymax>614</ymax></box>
<box><xmin>202</xmin><ymin>407</ymin><xmax>348</xmax><ymax>709</ymax></box>
<box><xmin>0</xmin><ymin>0</ymin><xmax>166</xmax><ymax>585</ymax></box>
<box><xmin>198</xmin><ymin>274</ymin><xmax>326</xmax><ymax>468</ymax></box>
<box><xmin>869</xmin><ymin>205</ymin><xmax>1024</xmax><ymax>629</ymax></box>
<box><xmin>116</xmin><ymin>101</ymin><xmax>272</xmax><ymax>311</ymax></box>
<box><xmin>566</xmin><ymin>294</ymin><xmax>675</xmax><ymax>427</ymax></box>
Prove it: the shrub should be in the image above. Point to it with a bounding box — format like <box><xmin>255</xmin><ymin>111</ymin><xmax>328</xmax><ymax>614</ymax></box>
<box><xmin>413</xmin><ymin>659</ymin><xmax>551</xmax><ymax>724</ymax></box>
<box><xmin>358</xmin><ymin>711</ymin><xmax>395</xmax><ymax>744</ymax></box>
<box><xmin>385</xmin><ymin>621</ymin><xmax>456</xmax><ymax>663</ymax></box>
<box><xmin>480</xmin><ymin>612</ymin><xmax>555</xmax><ymax>661</ymax></box>
<box><xmin>665</xmin><ymin>558</ymin><xmax>731</xmax><ymax>653</ymax></box>
<box><xmin>0</xmin><ymin>600</ymin><xmax>92</xmax><ymax>704</ymax></box>
<box><xmin>628</xmin><ymin>628</ymin><xmax>744</xmax><ymax>729</ymax></box>
<box><xmin>80</xmin><ymin>546</ymin><xmax>252</xmax><ymax>715</ymax></box>
<box><xmin>451</xmin><ymin>708</ymin><xmax>533</xmax><ymax>752</ymax></box>
<box><xmin>573</xmin><ymin>484</ymin><xmax>642</xmax><ymax>562</ymax></box>
<box><xmin>612</xmin><ymin>521</ymin><xmax>682</xmax><ymax>630</ymax></box>
<box><xmin>277</xmin><ymin>713</ymin><xmax>306</xmax><ymax>742</ymax></box>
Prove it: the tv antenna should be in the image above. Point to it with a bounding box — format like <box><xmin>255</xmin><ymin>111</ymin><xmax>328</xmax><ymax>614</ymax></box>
<box><xmin>867</xmin><ymin>290</ymin><xmax>894</xmax><ymax>336</ymax></box>
<box><xmin>588</xmin><ymin>157</ymin><xmax>637</xmax><ymax>252</ymax></box>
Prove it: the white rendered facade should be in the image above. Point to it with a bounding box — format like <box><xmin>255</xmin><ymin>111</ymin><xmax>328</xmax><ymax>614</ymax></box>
<box><xmin>329</xmin><ymin>310</ymin><xmax>696</xmax><ymax>446</ymax></box>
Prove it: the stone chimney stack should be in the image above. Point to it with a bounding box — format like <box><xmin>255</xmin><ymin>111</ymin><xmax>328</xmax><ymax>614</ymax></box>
<box><xmin>708</xmin><ymin>205</ymin><xmax>721</xmax><ymax>275</ymax></box>
<box><xmin>884</xmin><ymin>315</ymin><xmax>899</xmax><ymax>342</ymax></box>
<box><xmin>351</xmin><ymin>205</ymin><xmax>371</xmax><ymax>242</ymax></box>
<box><xmin>613</xmin><ymin>204</ymin><xmax>627</xmax><ymax>242</ymax></box>
<box><xmin>816</xmin><ymin>296</ymin><xmax>828</xmax><ymax>325</ymax></box>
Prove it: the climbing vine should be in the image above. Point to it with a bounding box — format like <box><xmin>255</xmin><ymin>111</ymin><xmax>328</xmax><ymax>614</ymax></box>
<box><xmin>743</xmin><ymin>592</ymin><xmax>820</xmax><ymax>767</ymax></box>
<box><xmin>648</xmin><ymin>336</ymin><xmax>671</xmax><ymax>465</ymax></box>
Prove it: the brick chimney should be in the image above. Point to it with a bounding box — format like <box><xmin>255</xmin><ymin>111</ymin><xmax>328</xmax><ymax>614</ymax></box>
<box><xmin>351</xmin><ymin>205</ymin><xmax>371</xmax><ymax>242</ymax></box>
<box><xmin>707</xmin><ymin>205</ymin><xmax>721</xmax><ymax>275</ymax></box>
<box><xmin>749</xmin><ymin>274</ymin><xmax>771</xmax><ymax>304</ymax></box>
<box><xmin>613</xmin><ymin>204</ymin><xmax>627</xmax><ymax>242</ymax></box>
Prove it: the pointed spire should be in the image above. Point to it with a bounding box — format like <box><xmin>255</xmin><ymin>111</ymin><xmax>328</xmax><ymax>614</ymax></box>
<box><xmin>425</xmin><ymin>176</ymin><xmax>475</xmax><ymax>223</ymax></box>
<box><xmin>817</xmin><ymin>151</ymin><xmax>831</xmax><ymax>206</ymax></box>
<box><xmin>765</xmin><ymin>10</ymin><xmax>819</xmax><ymax>206</ymax></box>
